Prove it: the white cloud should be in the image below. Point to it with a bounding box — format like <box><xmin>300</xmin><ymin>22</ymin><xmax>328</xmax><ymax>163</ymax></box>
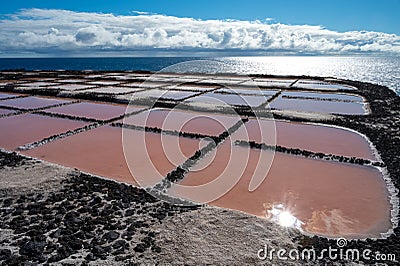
<box><xmin>0</xmin><ymin>8</ymin><xmax>399</xmax><ymax>56</ymax></box>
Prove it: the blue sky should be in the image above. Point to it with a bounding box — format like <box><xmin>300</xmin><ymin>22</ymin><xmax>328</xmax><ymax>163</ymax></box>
<box><xmin>1</xmin><ymin>0</ymin><xmax>399</xmax><ymax>34</ymax></box>
<box><xmin>0</xmin><ymin>0</ymin><xmax>399</xmax><ymax>57</ymax></box>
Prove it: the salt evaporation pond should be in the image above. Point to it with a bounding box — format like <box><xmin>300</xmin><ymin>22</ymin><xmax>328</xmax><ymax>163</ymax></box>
<box><xmin>169</xmin><ymin>143</ymin><xmax>391</xmax><ymax>238</ymax></box>
<box><xmin>232</xmin><ymin>119</ymin><xmax>377</xmax><ymax>160</ymax></box>
<box><xmin>45</xmin><ymin>101</ymin><xmax>143</xmax><ymax>121</ymax></box>
<box><xmin>0</xmin><ymin>114</ymin><xmax>88</xmax><ymax>150</ymax></box>
<box><xmin>122</xmin><ymin>108</ymin><xmax>241</xmax><ymax>136</ymax></box>
<box><xmin>23</xmin><ymin>126</ymin><xmax>202</xmax><ymax>186</ymax></box>
<box><xmin>0</xmin><ymin>96</ymin><xmax>71</xmax><ymax>110</ymax></box>
<box><xmin>270</xmin><ymin>95</ymin><xmax>366</xmax><ymax>115</ymax></box>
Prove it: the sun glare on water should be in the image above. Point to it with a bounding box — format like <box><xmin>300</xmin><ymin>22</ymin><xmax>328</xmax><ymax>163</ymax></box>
<box><xmin>267</xmin><ymin>204</ymin><xmax>303</xmax><ymax>229</ymax></box>
<box><xmin>278</xmin><ymin>211</ymin><xmax>298</xmax><ymax>227</ymax></box>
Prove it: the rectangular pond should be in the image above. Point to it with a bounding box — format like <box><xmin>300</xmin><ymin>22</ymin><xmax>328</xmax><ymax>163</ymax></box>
<box><xmin>293</xmin><ymin>80</ymin><xmax>357</xmax><ymax>91</ymax></box>
<box><xmin>130</xmin><ymin>89</ymin><xmax>201</xmax><ymax>101</ymax></box>
<box><xmin>0</xmin><ymin>114</ymin><xmax>88</xmax><ymax>150</ymax></box>
<box><xmin>269</xmin><ymin>95</ymin><xmax>366</xmax><ymax>115</ymax></box>
<box><xmin>45</xmin><ymin>101</ymin><xmax>144</xmax><ymax>121</ymax></box>
<box><xmin>17</xmin><ymin>82</ymin><xmax>59</xmax><ymax>88</ymax></box>
<box><xmin>79</xmin><ymin>86</ymin><xmax>145</xmax><ymax>95</ymax></box>
<box><xmin>169</xmin><ymin>144</ymin><xmax>391</xmax><ymax>238</ymax></box>
<box><xmin>0</xmin><ymin>108</ymin><xmax>17</xmax><ymax>116</ymax></box>
<box><xmin>87</xmin><ymin>81</ymin><xmax>122</xmax><ymax>86</ymax></box>
<box><xmin>163</xmin><ymin>84</ymin><xmax>218</xmax><ymax>92</ymax></box>
<box><xmin>0</xmin><ymin>93</ymin><xmax>24</xmax><ymax>100</ymax></box>
<box><xmin>187</xmin><ymin>92</ymin><xmax>270</xmax><ymax>107</ymax></box>
<box><xmin>47</xmin><ymin>84</ymin><xmax>96</xmax><ymax>91</ymax></box>
<box><xmin>231</xmin><ymin>119</ymin><xmax>377</xmax><ymax>160</ymax></box>
<box><xmin>281</xmin><ymin>91</ymin><xmax>364</xmax><ymax>102</ymax></box>
<box><xmin>240</xmin><ymin>78</ymin><xmax>295</xmax><ymax>88</ymax></box>
<box><xmin>215</xmin><ymin>88</ymin><xmax>279</xmax><ymax>97</ymax></box>
<box><xmin>122</xmin><ymin>108</ymin><xmax>241</xmax><ymax>137</ymax></box>
<box><xmin>0</xmin><ymin>96</ymin><xmax>72</xmax><ymax>110</ymax></box>
<box><xmin>23</xmin><ymin>126</ymin><xmax>202</xmax><ymax>186</ymax></box>
<box><xmin>121</xmin><ymin>82</ymin><xmax>167</xmax><ymax>89</ymax></box>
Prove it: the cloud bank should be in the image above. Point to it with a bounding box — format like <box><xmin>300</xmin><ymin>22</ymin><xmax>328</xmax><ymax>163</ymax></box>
<box><xmin>0</xmin><ymin>8</ymin><xmax>399</xmax><ymax>56</ymax></box>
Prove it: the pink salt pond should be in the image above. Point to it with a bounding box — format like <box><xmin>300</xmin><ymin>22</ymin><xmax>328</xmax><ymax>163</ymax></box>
<box><xmin>215</xmin><ymin>87</ymin><xmax>279</xmax><ymax>97</ymax></box>
<box><xmin>0</xmin><ymin>114</ymin><xmax>88</xmax><ymax>150</ymax></box>
<box><xmin>121</xmin><ymin>82</ymin><xmax>167</xmax><ymax>89</ymax></box>
<box><xmin>293</xmin><ymin>80</ymin><xmax>357</xmax><ymax>91</ymax></box>
<box><xmin>131</xmin><ymin>89</ymin><xmax>201</xmax><ymax>101</ymax></box>
<box><xmin>87</xmin><ymin>81</ymin><xmax>122</xmax><ymax>86</ymax></box>
<box><xmin>0</xmin><ymin>93</ymin><xmax>23</xmax><ymax>100</ymax></box>
<box><xmin>270</xmin><ymin>95</ymin><xmax>366</xmax><ymax>115</ymax></box>
<box><xmin>47</xmin><ymin>84</ymin><xmax>96</xmax><ymax>91</ymax></box>
<box><xmin>169</xmin><ymin>144</ymin><xmax>391</xmax><ymax>238</ymax></box>
<box><xmin>164</xmin><ymin>84</ymin><xmax>218</xmax><ymax>92</ymax></box>
<box><xmin>198</xmin><ymin>78</ymin><xmax>248</xmax><ymax>86</ymax></box>
<box><xmin>0</xmin><ymin>108</ymin><xmax>16</xmax><ymax>116</ymax></box>
<box><xmin>232</xmin><ymin>119</ymin><xmax>377</xmax><ymax>160</ymax></box>
<box><xmin>17</xmin><ymin>82</ymin><xmax>58</xmax><ymax>87</ymax></box>
<box><xmin>0</xmin><ymin>96</ymin><xmax>71</xmax><ymax>110</ymax></box>
<box><xmin>281</xmin><ymin>91</ymin><xmax>363</xmax><ymax>102</ymax></box>
<box><xmin>122</xmin><ymin>108</ymin><xmax>241</xmax><ymax>136</ymax></box>
<box><xmin>81</xmin><ymin>86</ymin><xmax>145</xmax><ymax>95</ymax></box>
<box><xmin>23</xmin><ymin>126</ymin><xmax>202</xmax><ymax>186</ymax></box>
<box><xmin>240</xmin><ymin>78</ymin><xmax>295</xmax><ymax>88</ymax></box>
<box><xmin>188</xmin><ymin>92</ymin><xmax>269</xmax><ymax>107</ymax></box>
<box><xmin>45</xmin><ymin>101</ymin><xmax>144</xmax><ymax>121</ymax></box>
<box><xmin>57</xmin><ymin>79</ymin><xmax>88</xmax><ymax>83</ymax></box>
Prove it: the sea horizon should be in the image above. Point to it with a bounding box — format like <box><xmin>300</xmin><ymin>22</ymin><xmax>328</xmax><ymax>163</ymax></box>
<box><xmin>1</xmin><ymin>56</ymin><xmax>399</xmax><ymax>95</ymax></box>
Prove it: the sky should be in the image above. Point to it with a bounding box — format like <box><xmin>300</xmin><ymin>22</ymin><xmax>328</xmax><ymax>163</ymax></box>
<box><xmin>0</xmin><ymin>0</ymin><xmax>399</xmax><ymax>57</ymax></box>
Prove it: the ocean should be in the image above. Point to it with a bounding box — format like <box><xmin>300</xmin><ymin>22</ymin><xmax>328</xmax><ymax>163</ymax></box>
<box><xmin>0</xmin><ymin>57</ymin><xmax>399</xmax><ymax>95</ymax></box>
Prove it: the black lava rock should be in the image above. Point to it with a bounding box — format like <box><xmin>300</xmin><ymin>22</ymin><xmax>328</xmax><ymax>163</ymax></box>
<box><xmin>0</xmin><ymin>249</ymin><xmax>12</xmax><ymax>260</ymax></box>
<box><xmin>19</xmin><ymin>240</ymin><xmax>46</xmax><ymax>257</ymax></box>
<box><xmin>103</xmin><ymin>231</ymin><xmax>120</xmax><ymax>242</ymax></box>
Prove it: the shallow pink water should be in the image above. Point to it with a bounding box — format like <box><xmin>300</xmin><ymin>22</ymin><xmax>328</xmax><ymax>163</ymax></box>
<box><xmin>132</xmin><ymin>89</ymin><xmax>201</xmax><ymax>100</ymax></box>
<box><xmin>0</xmin><ymin>96</ymin><xmax>71</xmax><ymax>110</ymax></box>
<box><xmin>47</xmin><ymin>84</ymin><xmax>96</xmax><ymax>91</ymax></box>
<box><xmin>0</xmin><ymin>93</ymin><xmax>23</xmax><ymax>100</ymax></box>
<box><xmin>240</xmin><ymin>78</ymin><xmax>295</xmax><ymax>88</ymax></box>
<box><xmin>0</xmin><ymin>108</ymin><xmax>16</xmax><ymax>116</ymax></box>
<box><xmin>216</xmin><ymin>88</ymin><xmax>279</xmax><ymax>96</ymax></box>
<box><xmin>0</xmin><ymin>114</ymin><xmax>88</xmax><ymax>150</ymax></box>
<box><xmin>23</xmin><ymin>126</ymin><xmax>202</xmax><ymax>186</ymax></box>
<box><xmin>17</xmin><ymin>81</ymin><xmax>58</xmax><ymax>87</ymax></box>
<box><xmin>293</xmin><ymin>81</ymin><xmax>357</xmax><ymax>91</ymax></box>
<box><xmin>169</xmin><ymin>84</ymin><xmax>218</xmax><ymax>92</ymax></box>
<box><xmin>82</xmin><ymin>87</ymin><xmax>144</xmax><ymax>95</ymax></box>
<box><xmin>45</xmin><ymin>101</ymin><xmax>143</xmax><ymax>121</ymax></box>
<box><xmin>232</xmin><ymin>119</ymin><xmax>377</xmax><ymax>160</ymax></box>
<box><xmin>270</xmin><ymin>95</ymin><xmax>366</xmax><ymax>115</ymax></box>
<box><xmin>281</xmin><ymin>91</ymin><xmax>363</xmax><ymax>102</ymax></box>
<box><xmin>169</xmin><ymin>144</ymin><xmax>391</xmax><ymax>238</ymax></box>
<box><xmin>193</xmin><ymin>92</ymin><xmax>269</xmax><ymax>107</ymax></box>
<box><xmin>87</xmin><ymin>81</ymin><xmax>122</xmax><ymax>86</ymax></box>
<box><xmin>121</xmin><ymin>82</ymin><xmax>166</xmax><ymax>88</ymax></box>
<box><xmin>123</xmin><ymin>108</ymin><xmax>241</xmax><ymax>136</ymax></box>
